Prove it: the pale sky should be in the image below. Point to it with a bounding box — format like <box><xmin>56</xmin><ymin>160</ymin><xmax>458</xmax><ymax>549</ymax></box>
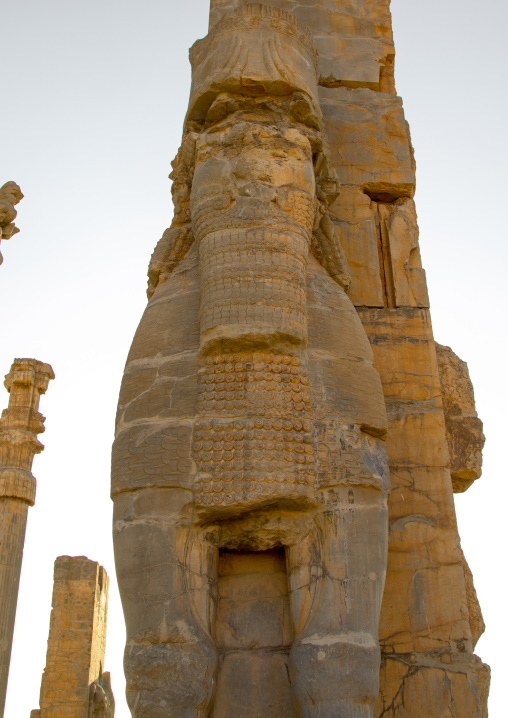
<box><xmin>1</xmin><ymin>1</ymin><xmax>507</xmax><ymax>716</ymax></box>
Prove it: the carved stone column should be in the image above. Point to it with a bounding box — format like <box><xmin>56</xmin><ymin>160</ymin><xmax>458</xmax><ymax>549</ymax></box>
<box><xmin>0</xmin><ymin>359</ymin><xmax>54</xmax><ymax>716</ymax></box>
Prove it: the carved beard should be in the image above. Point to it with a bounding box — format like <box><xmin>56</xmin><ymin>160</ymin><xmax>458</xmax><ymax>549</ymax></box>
<box><xmin>191</xmin><ymin>114</ymin><xmax>316</xmax><ymax>355</ymax></box>
<box><xmin>190</xmin><ymin>111</ymin><xmax>318</xmax><ymax>515</ymax></box>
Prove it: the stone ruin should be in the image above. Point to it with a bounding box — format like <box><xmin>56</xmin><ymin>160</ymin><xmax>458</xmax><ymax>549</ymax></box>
<box><xmin>111</xmin><ymin>2</ymin><xmax>489</xmax><ymax>716</ymax></box>
<box><xmin>0</xmin><ymin>361</ymin><xmax>115</xmax><ymax>717</ymax></box>
<box><xmin>0</xmin><ymin>359</ymin><xmax>54</xmax><ymax>716</ymax></box>
<box><xmin>0</xmin><ymin>181</ymin><xmax>23</xmax><ymax>265</ymax></box>
<box><xmin>31</xmin><ymin>556</ymin><xmax>114</xmax><ymax>718</ymax></box>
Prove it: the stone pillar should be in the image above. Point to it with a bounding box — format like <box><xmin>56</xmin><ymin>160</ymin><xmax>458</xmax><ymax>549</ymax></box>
<box><xmin>0</xmin><ymin>358</ymin><xmax>54</xmax><ymax>717</ymax></box>
<box><xmin>32</xmin><ymin>556</ymin><xmax>114</xmax><ymax>718</ymax></box>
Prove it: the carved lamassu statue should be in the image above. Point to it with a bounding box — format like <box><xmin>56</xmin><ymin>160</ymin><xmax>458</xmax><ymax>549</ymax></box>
<box><xmin>112</xmin><ymin>6</ymin><xmax>390</xmax><ymax>717</ymax></box>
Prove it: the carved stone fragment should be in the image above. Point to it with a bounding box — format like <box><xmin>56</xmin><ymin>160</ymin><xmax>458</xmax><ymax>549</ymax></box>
<box><xmin>0</xmin><ymin>182</ymin><xmax>23</xmax><ymax>265</ymax></box>
<box><xmin>435</xmin><ymin>342</ymin><xmax>485</xmax><ymax>492</ymax></box>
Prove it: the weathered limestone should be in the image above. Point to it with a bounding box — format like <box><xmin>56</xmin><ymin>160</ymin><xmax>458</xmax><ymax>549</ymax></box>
<box><xmin>0</xmin><ymin>359</ymin><xmax>54</xmax><ymax>717</ymax></box>
<box><xmin>113</xmin><ymin>1</ymin><xmax>488</xmax><ymax>715</ymax></box>
<box><xmin>114</xmin><ymin>5</ymin><xmax>390</xmax><ymax>717</ymax></box>
<box><xmin>436</xmin><ymin>342</ymin><xmax>485</xmax><ymax>492</ymax></box>
<box><xmin>209</xmin><ymin>1</ymin><xmax>396</xmax><ymax>92</ymax></box>
<box><xmin>0</xmin><ymin>182</ymin><xmax>23</xmax><ymax>265</ymax></box>
<box><xmin>31</xmin><ymin>556</ymin><xmax>114</xmax><ymax>718</ymax></box>
<box><xmin>357</xmin><ymin>309</ymin><xmax>486</xmax><ymax>716</ymax></box>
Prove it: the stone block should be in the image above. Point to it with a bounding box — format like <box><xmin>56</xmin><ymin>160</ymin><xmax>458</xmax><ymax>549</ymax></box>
<box><xmin>215</xmin><ymin>550</ymin><xmax>292</xmax><ymax>651</ymax></box>
<box><xmin>387</xmin><ymin>467</ymin><xmax>457</xmax><ymax>529</ymax></box>
<box><xmin>385</xmin><ymin>410</ymin><xmax>449</xmax><ymax>468</ymax></box>
<box><xmin>380</xmin><ymin>554</ymin><xmax>471</xmax><ymax>654</ymax></box>
<box><xmin>357</xmin><ymin>307</ymin><xmax>442</xmax><ymax>403</ymax></box>
<box><xmin>111</xmin><ymin>423</ymin><xmax>194</xmax><ymax>496</ymax></box>
<box><xmin>212</xmin><ymin>651</ymin><xmax>294</xmax><ymax>718</ymax></box>
<box><xmin>435</xmin><ymin>343</ymin><xmax>485</xmax><ymax>492</ymax></box>
<box><xmin>209</xmin><ymin>0</ymin><xmax>396</xmax><ymax>91</ymax></box>
<box><xmin>376</xmin><ymin>661</ymin><xmax>483</xmax><ymax>717</ymax></box>
<box><xmin>34</xmin><ymin>557</ymin><xmax>112</xmax><ymax>717</ymax></box>
<box><xmin>320</xmin><ymin>86</ymin><xmax>415</xmax><ymax>195</ymax></box>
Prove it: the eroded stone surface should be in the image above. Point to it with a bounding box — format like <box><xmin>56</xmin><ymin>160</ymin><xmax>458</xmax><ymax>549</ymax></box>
<box><xmin>113</xmin><ymin>2</ymin><xmax>488</xmax><ymax>716</ymax></box>
<box><xmin>436</xmin><ymin>342</ymin><xmax>485</xmax><ymax>492</ymax></box>
<box><xmin>32</xmin><ymin>556</ymin><xmax>114</xmax><ymax>717</ymax></box>
<box><xmin>0</xmin><ymin>182</ymin><xmax>23</xmax><ymax>265</ymax></box>
<box><xmin>114</xmin><ymin>5</ymin><xmax>389</xmax><ymax>717</ymax></box>
<box><xmin>0</xmin><ymin>359</ymin><xmax>53</xmax><ymax>717</ymax></box>
<box><xmin>209</xmin><ymin>0</ymin><xmax>396</xmax><ymax>92</ymax></box>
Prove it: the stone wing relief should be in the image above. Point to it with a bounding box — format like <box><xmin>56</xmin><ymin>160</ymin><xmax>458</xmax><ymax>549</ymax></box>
<box><xmin>435</xmin><ymin>342</ymin><xmax>485</xmax><ymax>492</ymax></box>
<box><xmin>311</xmin><ymin>170</ymin><xmax>351</xmax><ymax>292</ymax></box>
<box><xmin>147</xmin><ymin>133</ymin><xmax>197</xmax><ymax>298</ymax></box>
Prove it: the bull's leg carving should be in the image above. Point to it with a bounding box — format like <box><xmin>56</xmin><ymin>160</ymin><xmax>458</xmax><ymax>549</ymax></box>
<box><xmin>114</xmin><ymin>489</ymin><xmax>217</xmax><ymax>717</ymax></box>
<box><xmin>288</xmin><ymin>487</ymin><xmax>388</xmax><ymax>717</ymax></box>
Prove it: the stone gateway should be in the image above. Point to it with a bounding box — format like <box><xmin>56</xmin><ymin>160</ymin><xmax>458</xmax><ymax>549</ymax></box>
<box><xmin>112</xmin><ymin>3</ymin><xmax>488</xmax><ymax>716</ymax></box>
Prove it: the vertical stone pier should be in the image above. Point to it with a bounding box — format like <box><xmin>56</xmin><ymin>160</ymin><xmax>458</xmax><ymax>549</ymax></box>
<box><xmin>0</xmin><ymin>358</ymin><xmax>54</xmax><ymax>717</ymax></box>
<box><xmin>32</xmin><ymin>556</ymin><xmax>114</xmax><ymax>717</ymax></box>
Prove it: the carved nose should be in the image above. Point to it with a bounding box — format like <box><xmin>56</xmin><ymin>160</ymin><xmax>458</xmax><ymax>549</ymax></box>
<box><xmin>238</xmin><ymin>183</ymin><xmax>277</xmax><ymax>202</ymax></box>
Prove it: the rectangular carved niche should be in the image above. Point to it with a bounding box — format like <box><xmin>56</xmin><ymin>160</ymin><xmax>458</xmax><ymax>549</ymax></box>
<box><xmin>211</xmin><ymin>548</ymin><xmax>295</xmax><ymax>718</ymax></box>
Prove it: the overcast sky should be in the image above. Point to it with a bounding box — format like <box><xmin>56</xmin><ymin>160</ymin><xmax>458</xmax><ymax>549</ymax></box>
<box><xmin>1</xmin><ymin>1</ymin><xmax>507</xmax><ymax>716</ymax></box>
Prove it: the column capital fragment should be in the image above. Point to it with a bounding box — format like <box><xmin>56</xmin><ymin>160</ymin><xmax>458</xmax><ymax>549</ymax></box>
<box><xmin>0</xmin><ymin>359</ymin><xmax>54</xmax><ymax>505</ymax></box>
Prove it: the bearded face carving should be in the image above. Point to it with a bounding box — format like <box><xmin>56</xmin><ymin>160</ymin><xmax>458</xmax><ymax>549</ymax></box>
<box><xmin>113</xmin><ymin>7</ymin><xmax>390</xmax><ymax>717</ymax></box>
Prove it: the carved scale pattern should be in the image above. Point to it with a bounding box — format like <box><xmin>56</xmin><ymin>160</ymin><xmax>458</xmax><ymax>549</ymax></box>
<box><xmin>192</xmin><ymin>353</ymin><xmax>315</xmax><ymax>508</ymax></box>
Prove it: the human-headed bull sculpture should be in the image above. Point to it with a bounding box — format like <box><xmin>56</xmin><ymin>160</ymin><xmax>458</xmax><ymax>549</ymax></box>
<box><xmin>113</xmin><ymin>7</ymin><xmax>390</xmax><ymax>717</ymax></box>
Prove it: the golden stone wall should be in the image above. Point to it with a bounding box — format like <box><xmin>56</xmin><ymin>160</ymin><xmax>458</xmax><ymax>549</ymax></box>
<box><xmin>32</xmin><ymin>556</ymin><xmax>113</xmax><ymax>718</ymax></box>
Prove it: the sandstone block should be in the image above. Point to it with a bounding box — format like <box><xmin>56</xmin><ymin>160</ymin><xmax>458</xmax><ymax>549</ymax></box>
<box><xmin>358</xmin><ymin>307</ymin><xmax>442</xmax><ymax>402</ymax></box>
<box><xmin>209</xmin><ymin>0</ymin><xmax>396</xmax><ymax>92</ymax></box>
<box><xmin>320</xmin><ymin>86</ymin><xmax>415</xmax><ymax>195</ymax></box>
<box><xmin>212</xmin><ymin>652</ymin><xmax>294</xmax><ymax>718</ymax></box>
<box><xmin>33</xmin><ymin>557</ymin><xmax>113</xmax><ymax>717</ymax></box>
<box><xmin>435</xmin><ymin>343</ymin><xmax>485</xmax><ymax>492</ymax></box>
<box><xmin>375</xmin><ymin>662</ymin><xmax>483</xmax><ymax>717</ymax></box>
<box><xmin>385</xmin><ymin>410</ymin><xmax>449</xmax><ymax>468</ymax></box>
<box><xmin>461</xmin><ymin>549</ymin><xmax>485</xmax><ymax>648</ymax></box>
